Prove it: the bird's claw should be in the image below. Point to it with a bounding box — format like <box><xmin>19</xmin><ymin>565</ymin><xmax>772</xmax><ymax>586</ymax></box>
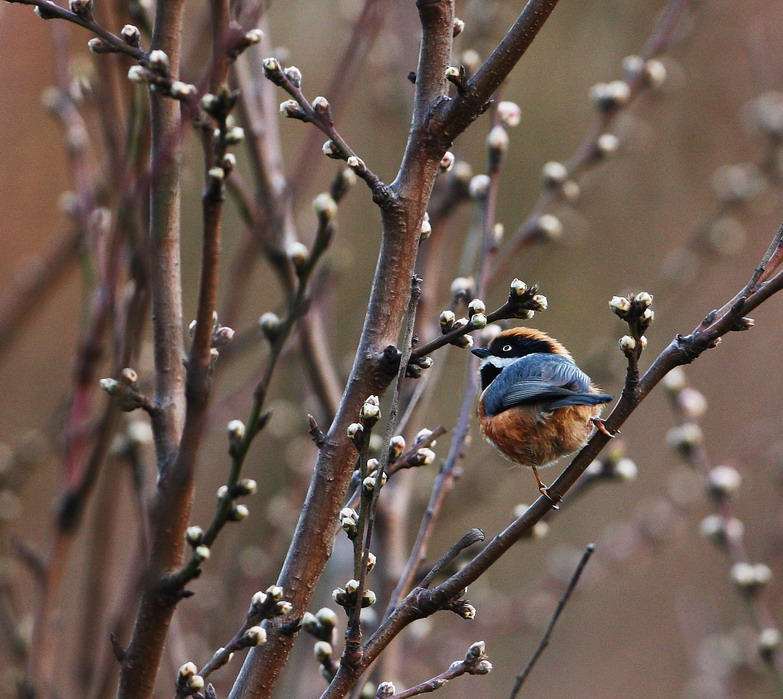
<box><xmin>591</xmin><ymin>417</ymin><xmax>617</xmax><ymax>438</ymax></box>
<box><xmin>539</xmin><ymin>485</ymin><xmax>562</xmax><ymax>510</ymax></box>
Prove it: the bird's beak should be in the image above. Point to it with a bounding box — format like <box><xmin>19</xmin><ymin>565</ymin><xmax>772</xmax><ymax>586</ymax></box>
<box><xmin>471</xmin><ymin>347</ymin><xmax>490</xmax><ymax>358</ymax></box>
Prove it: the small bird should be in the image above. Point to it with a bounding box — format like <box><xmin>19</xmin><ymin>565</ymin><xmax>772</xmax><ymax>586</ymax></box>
<box><xmin>471</xmin><ymin>327</ymin><xmax>613</xmax><ymax>500</ymax></box>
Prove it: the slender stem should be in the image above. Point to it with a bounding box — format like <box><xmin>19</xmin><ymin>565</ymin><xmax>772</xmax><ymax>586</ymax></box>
<box><xmin>508</xmin><ymin>544</ymin><xmax>596</xmax><ymax>698</ymax></box>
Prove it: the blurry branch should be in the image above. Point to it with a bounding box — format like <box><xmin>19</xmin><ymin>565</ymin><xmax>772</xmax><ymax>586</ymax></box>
<box><xmin>508</xmin><ymin>544</ymin><xmax>596</xmax><ymax>698</ymax></box>
<box><xmin>491</xmin><ymin>0</ymin><xmax>688</xmax><ymax>281</ymax></box>
<box><xmin>664</xmin><ymin>370</ymin><xmax>783</xmax><ymax>689</ymax></box>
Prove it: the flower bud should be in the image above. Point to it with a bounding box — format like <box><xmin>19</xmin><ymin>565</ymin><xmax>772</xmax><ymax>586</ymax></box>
<box><xmin>609</xmin><ymin>296</ymin><xmax>631</xmax><ymax>316</ymax></box>
<box><xmin>439</xmin><ymin>151</ymin><xmax>455</xmax><ymax>172</ymax></box>
<box><xmin>147</xmin><ymin>49</ymin><xmax>170</xmax><ymax>73</ymax></box>
<box><xmin>259</xmin><ymin>312</ymin><xmax>281</xmax><ymax>340</ymax></box>
<box><xmin>533</xmin><ymin>214</ymin><xmax>563</xmax><ymax>241</ymax></box>
<box><xmin>541</xmin><ymin>161</ymin><xmax>568</xmax><ymax>187</ymax></box>
<box><xmin>496</xmin><ymin>100</ymin><xmax>521</xmax><ymax>127</ymax></box>
<box><xmin>121</xmin><ymin>24</ymin><xmax>141</xmax><ymax>46</ymax></box>
<box><xmin>707</xmin><ymin>465</ymin><xmax>741</xmax><ymax>498</ymax></box>
<box><xmin>469</xmin><ymin>174</ymin><xmax>490</xmax><ymax>199</ymax></box>
<box><xmin>186</xmin><ymin>526</ymin><xmax>204</xmax><ymax>546</ymax></box>
<box><xmin>128</xmin><ymin>66</ymin><xmax>148</xmax><ymax>84</ymax></box>
<box><xmin>313</xmin><ymin>192</ymin><xmax>338</xmax><ymax>221</ymax></box>
<box><xmin>242</xmin><ymin>625</ymin><xmax>267</xmax><ymax>646</ymax></box>
<box><xmin>284</xmin><ymin>66</ymin><xmax>302</xmax><ymax>87</ymax></box>
<box><xmin>618</xmin><ymin>335</ymin><xmax>636</xmax><ymax>353</ymax></box>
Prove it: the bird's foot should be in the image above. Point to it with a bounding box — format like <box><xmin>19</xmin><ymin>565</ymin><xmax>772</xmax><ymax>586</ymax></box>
<box><xmin>591</xmin><ymin>417</ymin><xmax>617</xmax><ymax>438</ymax></box>
<box><xmin>538</xmin><ymin>484</ymin><xmax>562</xmax><ymax>510</ymax></box>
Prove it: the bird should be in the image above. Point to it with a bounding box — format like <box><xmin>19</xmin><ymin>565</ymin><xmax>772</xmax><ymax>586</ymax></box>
<box><xmin>471</xmin><ymin>327</ymin><xmax>613</xmax><ymax>501</ymax></box>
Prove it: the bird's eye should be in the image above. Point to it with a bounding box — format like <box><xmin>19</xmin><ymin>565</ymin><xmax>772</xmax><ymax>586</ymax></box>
<box><xmin>502</xmin><ymin>344</ymin><xmax>512</xmax><ymax>352</ymax></box>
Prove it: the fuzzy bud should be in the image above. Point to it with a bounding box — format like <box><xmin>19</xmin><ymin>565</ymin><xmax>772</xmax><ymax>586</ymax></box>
<box><xmin>284</xmin><ymin>66</ymin><xmax>302</xmax><ymax>87</ymax></box>
<box><xmin>468</xmin><ymin>299</ymin><xmax>486</xmax><ymax>316</ymax></box>
<box><xmin>243</xmin><ymin>625</ymin><xmax>267</xmax><ymax>646</ymax></box>
<box><xmin>541</xmin><ymin>161</ymin><xmax>568</xmax><ymax>187</ymax></box>
<box><xmin>731</xmin><ymin>562</ymin><xmax>772</xmax><ymax>594</ymax></box>
<box><xmin>346</xmin><ymin>155</ymin><xmax>365</xmax><ymax>171</ymax></box>
<box><xmin>312</xmin><ymin>95</ymin><xmax>330</xmax><ymax>114</ymax></box>
<box><xmin>322</xmin><ymin>140</ymin><xmax>341</xmax><ymax>159</ymax></box>
<box><xmin>68</xmin><ymin>0</ymin><xmax>91</xmax><ymax>13</ymax></box>
<box><xmin>666</xmin><ymin>423</ymin><xmax>703</xmax><ymax>452</ymax></box>
<box><xmin>439</xmin><ymin>151</ymin><xmax>455</xmax><ymax>172</ymax></box>
<box><xmin>594</xmin><ymin>133</ymin><xmax>620</xmax><ymax>159</ymax></box>
<box><xmin>258</xmin><ymin>312</ymin><xmax>281</xmax><ymax>340</ymax></box>
<box><xmin>194</xmin><ymin>545</ymin><xmax>210</xmax><ymax>562</ymax></box>
<box><xmin>759</xmin><ymin>628</ymin><xmax>781</xmax><ymax>661</ymax></box>
<box><xmin>470</xmin><ymin>313</ymin><xmax>487</xmax><ymax>329</ymax></box>
<box><xmin>415</xmin><ymin>448</ymin><xmax>436</xmax><ymax>466</ymax></box>
<box><xmin>228</xmin><ymin>504</ymin><xmax>249</xmax><ymax>521</ymax></box>
<box><xmin>487</xmin><ymin>125</ymin><xmax>509</xmax><ymax>155</ymax></box>
<box><xmin>389</xmin><ymin>435</ymin><xmax>406</xmax><ymax>458</ymax></box>
<box><xmin>469</xmin><ymin>174</ymin><xmax>490</xmax><ymax>199</ymax></box>
<box><xmin>245</xmin><ymin>28</ymin><xmax>263</xmax><ymax>45</ymax></box>
<box><xmin>707</xmin><ymin>465</ymin><xmax>742</xmax><ymax>498</ymax></box>
<box><xmin>440</xmin><ymin>310</ymin><xmax>456</xmax><ymax>331</ymax></box>
<box><xmin>618</xmin><ymin>335</ymin><xmax>636</xmax><ymax>353</ymax></box>
<box><xmin>509</xmin><ymin>278</ymin><xmax>528</xmax><ymax>296</ymax></box>
<box><xmin>147</xmin><ymin>49</ymin><xmax>169</xmax><ymax>73</ymax></box>
<box><xmin>170</xmin><ymin>81</ymin><xmax>197</xmax><ymax>99</ymax></box>
<box><xmin>279</xmin><ymin>100</ymin><xmax>305</xmax><ymax>119</ymax></box>
<box><xmin>313</xmin><ymin>192</ymin><xmax>337</xmax><ymax>221</ymax></box>
<box><xmin>533</xmin><ymin>214</ymin><xmax>563</xmax><ymax>241</ymax></box>
<box><xmin>360</xmin><ymin>395</ymin><xmax>381</xmax><ymax>424</ymax></box>
<box><xmin>121</xmin><ymin>24</ymin><xmax>141</xmax><ymax>46</ymax></box>
<box><xmin>287</xmin><ymin>241</ymin><xmax>310</xmax><ymax>273</ymax></box>
<box><xmin>609</xmin><ymin>296</ymin><xmax>631</xmax><ymax>316</ymax></box>
<box><xmin>225</xmin><ymin>126</ymin><xmax>245</xmax><ymax>144</ymax></box>
<box><xmin>227</xmin><ymin>419</ymin><xmax>246</xmax><ymax>442</ymax></box>
<box><xmin>185</xmin><ymin>526</ymin><xmax>204</xmax><ymax>546</ymax></box>
<box><xmin>376</xmin><ymin>682</ymin><xmax>396</xmax><ymax>698</ymax></box>
<box><xmin>590</xmin><ymin>80</ymin><xmax>630</xmax><ymax>112</ymax></box>
<box><xmin>347</xmin><ymin>422</ymin><xmax>364</xmax><ymax>442</ymax></box>
<box><xmin>496</xmin><ymin>100</ymin><xmax>521</xmax><ymax>127</ymax></box>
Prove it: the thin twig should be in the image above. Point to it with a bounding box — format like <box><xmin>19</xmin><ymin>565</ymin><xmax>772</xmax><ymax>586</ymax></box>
<box><xmin>509</xmin><ymin>544</ymin><xmax>596</xmax><ymax>698</ymax></box>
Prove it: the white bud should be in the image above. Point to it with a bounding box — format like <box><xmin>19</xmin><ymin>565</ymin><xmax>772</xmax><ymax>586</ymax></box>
<box><xmin>346</xmin><ymin>155</ymin><xmax>364</xmax><ymax>170</ymax></box>
<box><xmin>121</xmin><ymin>24</ymin><xmax>141</xmax><ymax>45</ymax></box>
<box><xmin>496</xmin><ymin>100</ymin><xmax>521</xmax><ymax>127</ymax></box>
<box><xmin>322</xmin><ymin>140</ymin><xmax>341</xmax><ymax>158</ymax></box>
<box><xmin>663</xmin><ymin>367</ymin><xmax>686</xmax><ymax>393</ymax></box>
<box><xmin>707</xmin><ymin>465</ymin><xmax>742</xmax><ymax>497</ymax></box>
<box><xmin>312</xmin><ymin>95</ymin><xmax>329</xmax><ymax>113</ymax></box>
<box><xmin>468</xmin><ymin>299</ymin><xmax>486</xmax><ymax>315</ymax></box>
<box><xmin>284</xmin><ymin>66</ymin><xmax>302</xmax><ymax>87</ymax></box>
<box><xmin>533</xmin><ymin>294</ymin><xmax>548</xmax><ymax>310</ymax></box>
<box><xmin>147</xmin><ymin>49</ymin><xmax>169</xmax><ymax>72</ymax></box>
<box><xmin>635</xmin><ymin>291</ymin><xmax>653</xmax><ymax>307</ymax></box>
<box><xmin>313</xmin><ymin>192</ymin><xmax>337</xmax><ymax>220</ymax></box>
<box><xmin>439</xmin><ymin>151</ymin><xmax>455</xmax><ymax>172</ymax></box>
<box><xmin>609</xmin><ymin>296</ymin><xmax>631</xmax><ymax>315</ymax></box>
<box><xmin>595</xmin><ymin>133</ymin><xmax>620</xmax><ymax>158</ymax></box>
<box><xmin>245</xmin><ymin>28</ymin><xmax>263</xmax><ymax>44</ymax></box>
<box><xmin>471</xmin><ymin>313</ymin><xmax>487</xmax><ymax>329</ymax></box>
<box><xmin>287</xmin><ymin>242</ymin><xmax>310</xmax><ymax>272</ymax></box>
<box><xmin>510</xmin><ymin>278</ymin><xmax>528</xmax><ymax>296</ymax></box>
<box><xmin>487</xmin><ymin>125</ymin><xmax>509</xmax><ymax>154</ymax></box>
<box><xmin>170</xmin><ymin>81</ymin><xmax>196</xmax><ymax>99</ymax></box>
<box><xmin>541</xmin><ymin>161</ymin><xmax>568</xmax><ymax>187</ymax></box>
<box><xmin>225</xmin><ymin>126</ymin><xmax>245</xmax><ymax>144</ymax></box>
<box><xmin>259</xmin><ymin>312</ymin><xmax>280</xmax><ymax>338</ymax></box>
<box><xmin>534</xmin><ymin>214</ymin><xmax>563</xmax><ymax>240</ymax></box>
<box><xmin>127</xmin><ymin>66</ymin><xmax>148</xmax><ymax>83</ymax></box>
<box><xmin>469</xmin><ymin>174</ymin><xmax>490</xmax><ymax>199</ymax></box>
<box><xmin>243</xmin><ymin>625</ymin><xmax>267</xmax><ymax>646</ymax></box>
<box><xmin>618</xmin><ymin>335</ymin><xmax>636</xmax><ymax>353</ymax></box>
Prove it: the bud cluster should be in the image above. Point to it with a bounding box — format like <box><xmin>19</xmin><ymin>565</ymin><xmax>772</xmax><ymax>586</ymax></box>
<box><xmin>504</xmin><ymin>279</ymin><xmax>548</xmax><ymax>320</ymax></box>
<box><xmin>99</xmin><ymin>368</ymin><xmax>150</xmax><ymax>412</ymax></box>
<box><xmin>584</xmin><ymin>442</ymin><xmax>638</xmax><ymax>482</ymax></box>
<box><xmin>301</xmin><ymin>607</ymin><xmax>338</xmax><ymax>643</ymax></box>
<box><xmin>248</xmin><ymin>585</ymin><xmax>292</xmax><ymax>622</ymax></box>
<box><xmin>332</xmin><ymin>579</ymin><xmax>377</xmax><ymax>611</ymax></box>
<box><xmin>176</xmin><ymin>662</ymin><xmax>204</xmax><ymax>696</ymax></box>
<box><xmin>609</xmin><ymin>291</ymin><xmax>654</xmax><ymax>358</ymax></box>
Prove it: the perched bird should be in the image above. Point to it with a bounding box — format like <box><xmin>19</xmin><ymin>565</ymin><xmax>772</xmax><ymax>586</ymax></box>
<box><xmin>471</xmin><ymin>327</ymin><xmax>613</xmax><ymax>500</ymax></box>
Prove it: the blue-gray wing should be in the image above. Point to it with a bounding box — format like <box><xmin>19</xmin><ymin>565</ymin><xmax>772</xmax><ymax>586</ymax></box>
<box><xmin>482</xmin><ymin>353</ymin><xmax>612</xmax><ymax>416</ymax></box>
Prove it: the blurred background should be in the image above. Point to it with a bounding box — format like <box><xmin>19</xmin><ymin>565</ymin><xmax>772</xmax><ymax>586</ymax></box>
<box><xmin>1</xmin><ymin>0</ymin><xmax>783</xmax><ymax>697</ymax></box>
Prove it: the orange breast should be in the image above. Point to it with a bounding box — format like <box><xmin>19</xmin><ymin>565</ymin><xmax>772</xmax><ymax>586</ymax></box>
<box><xmin>478</xmin><ymin>400</ymin><xmax>602</xmax><ymax>468</ymax></box>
